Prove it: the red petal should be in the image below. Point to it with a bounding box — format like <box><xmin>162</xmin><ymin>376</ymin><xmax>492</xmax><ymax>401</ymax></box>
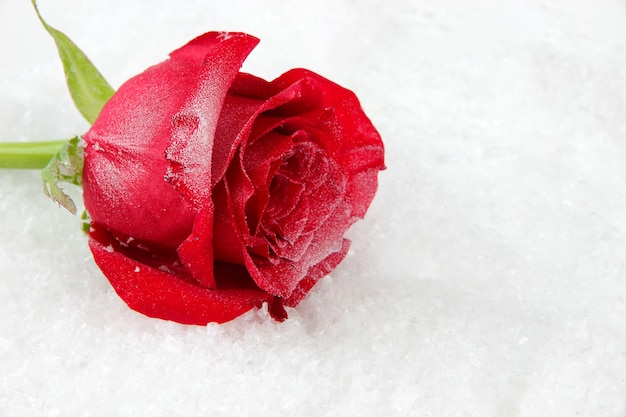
<box><xmin>83</xmin><ymin>34</ymin><xmax>227</xmax><ymax>249</ymax></box>
<box><xmin>283</xmin><ymin>239</ymin><xmax>351</xmax><ymax>307</ymax></box>
<box><xmin>211</xmin><ymin>93</ymin><xmax>266</xmax><ymax>189</ymax></box>
<box><xmin>271</xmin><ymin>69</ymin><xmax>385</xmax><ymax>219</ymax></box>
<box><xmin>88</xmin><ymin>223</ymin><xmax>274</xmax><ymax>325</ymax></box>
<box><xmin>165</xmin><ymin>32</ymin><xmax>259</xmax><ymax>208</ymax></box>
<box><xmin>268</xmin><ymin>297</ymin><xmax>288</xmax><ymax>322</ymax></box>
<box><xmin>212</xmin><ymin>181</ymin><xmax>247</xmax><ymax>264</ymax></box>
<box><xmin>176</xmin><ymin>209</ymin><xmax>215</xmax><ymax>288</ymax></box>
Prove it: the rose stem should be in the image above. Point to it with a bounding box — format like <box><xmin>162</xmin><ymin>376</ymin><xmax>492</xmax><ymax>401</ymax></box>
<box><xmin>0</xmin><ymin>140</ymin><xmax>66</xmax><ymax>169</ymax></box>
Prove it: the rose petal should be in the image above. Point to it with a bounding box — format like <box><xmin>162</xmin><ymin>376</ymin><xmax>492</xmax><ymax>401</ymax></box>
<box><xmin>165</xmin><ymin>32</ymin><xmax>260</xmax><ymax>208</ymax></box>
<box><xmin>264</xmin><ymin>173</ymin><xmax>305</xmax><ymax>221</ymax></box>
<box><xmin>210</xmin><ymin>75</ymin><xmax>323</xmax><ymax>188</ymax></box>
<box><xmin>300</xmin><ymin>157</ymin><xmax>345</xmax><ymax>234</ymax></box>
<box><xmin>271</xmin><ymin>69</ymin><xmax>383</xmax><ymax>160</ymax></box>
<box><xmin>223</xmin><ymin>148</ymin><xmax>256</xmax><ymax>239</ymax></box>
<box><xmin>272</xmin><ymin>231</ymin><xmax>315</xmax><ymax>263</ymax></box>
<box><xmin>271</xmin><ymin>69</ymin><xmax>385</xmax><ymax>219</ymax></box>
<box><xmin>176</xmin><ymin>209</ymin><xmax>215</xmax><ymax>288</ymax></box>
<box><xmin>243</xmin><ymin>130</ymin><xmax>293</xmax><ymax>232</ymax></box>
<box><xmin>211</xmin><ymin>93</ymin><xmax>266</xmax><ymax>188</ymax></box>
<box><xmin>83</xmin><ymin>34</ymin><xmax>226</xmax><ymax>248</ymax></box>
<box><xmin>253</xmin><ymin>196</ymin><xmax>351</xmax><ymax>298</ymax></box>
<box><xmin>229</xmin><ymin>72</ymin><xmax>276</xmax><ymax>99</ymax></box>
<box><xmin>88</xmin><ymin>222</ymin><xmax>279</xmax><ymax>325</ymax></box>
<box><xmin>282</xmin><ymin>238</ymin><xmax>351</xmax><ymax>307</ymax></box>
<box><xmin>212</xmin><ymin>180</ymin><xmax>247</xmax><ymax>264</ymax></box>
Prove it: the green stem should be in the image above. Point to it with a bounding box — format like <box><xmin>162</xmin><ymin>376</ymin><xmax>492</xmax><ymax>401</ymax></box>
<box><xmin>0</xmin><ymin>140</ymin><xmax>66</xmax><ymax>169</ymax></box>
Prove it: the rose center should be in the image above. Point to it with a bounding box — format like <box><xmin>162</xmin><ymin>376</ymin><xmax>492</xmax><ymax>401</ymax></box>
<box><xmin>255</xmin><ymin>139</ymin><xmax>343</xmax><ymax>264</ymax></box>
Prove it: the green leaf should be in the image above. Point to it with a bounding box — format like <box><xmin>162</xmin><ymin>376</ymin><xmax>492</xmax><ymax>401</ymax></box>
<box><xmin>41</xmin><ymin>136</ymin><xmax>84</xmax><ymax>215</ymax></box>
<box><xmin>32</xmin><ymin>0</ymin><xmax>115</xmax><ymax>125</ymax></box>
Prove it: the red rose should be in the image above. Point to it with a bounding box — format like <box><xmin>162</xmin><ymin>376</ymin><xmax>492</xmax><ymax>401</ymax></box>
<box><xmin>83</xmin><ymin>32</ymin><xmax>384</xmax><ymax>325</ymax></box>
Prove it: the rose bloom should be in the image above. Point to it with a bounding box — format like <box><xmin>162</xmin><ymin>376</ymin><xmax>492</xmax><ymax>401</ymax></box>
<box><xmin>83</xmin><ymin>32</ymin><xmax>384</xmax><ymax>325</ymax></box>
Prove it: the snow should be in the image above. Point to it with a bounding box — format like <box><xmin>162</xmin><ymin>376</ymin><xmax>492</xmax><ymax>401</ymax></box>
<box><xmin>1</xmin><ymin>0</ymin><xmax>626</xmax><ymax>416</ymax></box>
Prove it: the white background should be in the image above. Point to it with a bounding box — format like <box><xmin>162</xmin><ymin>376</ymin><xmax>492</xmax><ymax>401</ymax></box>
<box><xmin>1</xmin><ymin>0</ymin><xmax>625</xmax><ymax>415</ymax></box>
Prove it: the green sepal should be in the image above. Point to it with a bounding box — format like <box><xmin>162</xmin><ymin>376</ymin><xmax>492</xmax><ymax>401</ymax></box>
<box><xmin>32</xmin><ymin>0</ymin><xmax>115</xmax><ymax>125</ymax></box>
<box><xmin>80</xmin><ymin>210</ymin><xmax>91</xmax><ymax>234</ymax></box>
<box><xmin>41</xmin><ymin>136</ymin><xmax>84</xmax><ymax>215</ymax></box>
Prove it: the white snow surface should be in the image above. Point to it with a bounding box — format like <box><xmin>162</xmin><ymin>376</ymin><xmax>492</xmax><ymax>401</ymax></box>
<box><xmin>1</xmin><ymin>0</ymin><xmax>626</xmax><ymax>416</ymax></box>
